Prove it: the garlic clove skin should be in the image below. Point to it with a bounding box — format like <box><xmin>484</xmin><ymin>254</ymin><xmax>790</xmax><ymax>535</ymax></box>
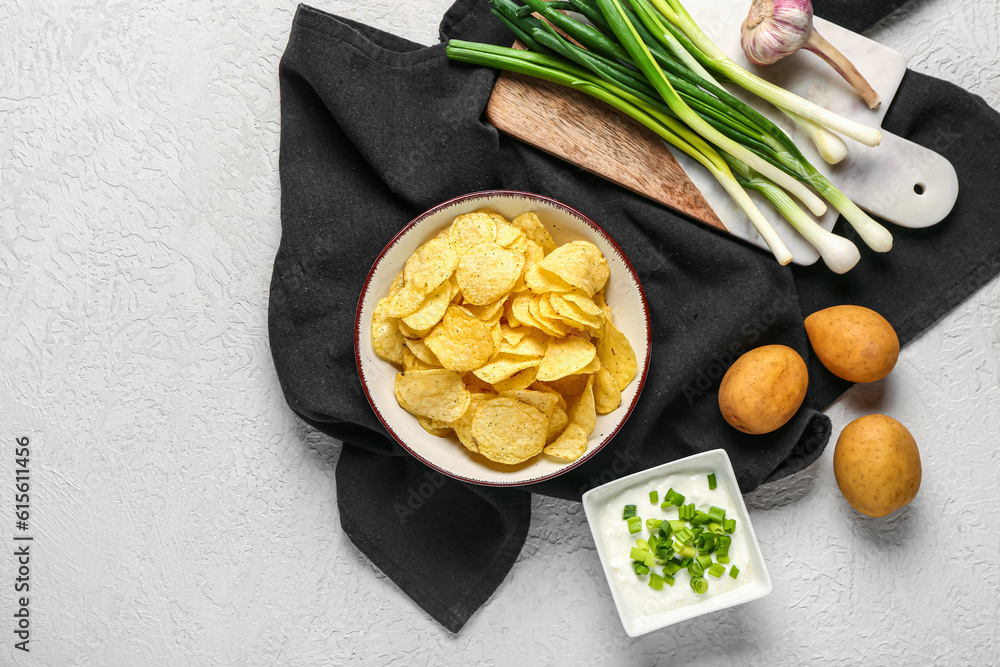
<box><xmin>741</xmin><ymin>0</ymin><xmax>814</xmax><ymax>66</ymax></box>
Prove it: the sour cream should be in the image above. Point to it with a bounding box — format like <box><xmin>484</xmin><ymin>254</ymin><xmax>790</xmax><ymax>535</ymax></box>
<box><xmin>596</xmin><ymin>470</ymin><xmax>751</xmax><ymax>623</ymax></box>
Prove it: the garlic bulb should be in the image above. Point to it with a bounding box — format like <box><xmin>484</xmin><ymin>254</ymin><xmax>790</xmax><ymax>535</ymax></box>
<box><xmin>741</xmin><ymin>0</ymin><xmax>882</xmax><ymax>110</ymax></box>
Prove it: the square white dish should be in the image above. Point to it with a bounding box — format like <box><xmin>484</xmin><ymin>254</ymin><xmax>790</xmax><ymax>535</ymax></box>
<box><xmin>581</xmin><ymin>449</ymin><xmax>772</xmax><ymax>636</ymax></box>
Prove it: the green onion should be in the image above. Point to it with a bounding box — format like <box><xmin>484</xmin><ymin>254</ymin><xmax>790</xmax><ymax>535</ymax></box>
<box><xmin>649</xmin><ymin>572</ymin><xmax>665</xmax><ymax>591</ymax></box>
<box><xmin>649</xmin><ymin>490</ymin><xmax>659</xmax><ymax>504</ymax></box>
<box><xmin>663</xmin><ymin>575</ymin><xmax>676</xmax><ymax>587</ymax></box>
<box><xmin>643</xmin><ymin>551</ymin><xmax>656</xmax><ymax>568</ymax></box>
<box><xmin>637</xmin><ymin>538</ymin><xmax>650</xmax><ymax>552</ymax></box>
<box><xmin>632</xmin><ymin>561</ymin><xmax>650</xmax><ymax>576</ymax></box>
<box><xmin>717</xmin><ymin>555</ymin><xmax>730</xmax><ymax>564</ymax></box>
<box><xmin>730</xmin><ymin>565</ymin><xmax>740</xmax><ymax>579</ymax></box>
<box><xmin>688</xmin><ymin>561</ymin><xmax>704</xmax><ymax>577</ymax></box>
<box><xmin>690</xmin><ymin>510</ymin><xmax>710</xmax><ymax>527</ymax></box>
<box><xmin>708</xmin><ymin>507</ymin><xmax>726</xmax><ymax>524</ymax></box>
<box><xmin>690</xmin><ymin>576</ymin><xmax>709</xmax><ymax>594</ymax></box>
<box><xmin>674</xmin><ymin>526</ymin><xmax>695</xmax><ymax>545</ymax></box>
<box><xmin>630</xmin><ymin>547</ymin><xmax>648</xmax><ymax>562</ymax></box>
<box><xmin>627</xmin><ymin>516</ymin><xmax>643</xmax><ymax>534</ymax></box>
<box><xmin>708</xmin><ymin>473</ymin><xmax>717</xmax><ymax>490</ymax></box>
<box><xmin>623</xmin><ymin>504</ymin><xmax>637</xmax><ymax>520</ymax></box>
<box><xmin>646</xmin><ymin>517</ymin><xmax>662</xmax><ymax>531</ymax></box>
<box><xmin>708</xmin><ymin>563</ymin><xmax>726</xmax><ymax>578</ymax></box>
<box><xmin>666</xmin><ymin>489</ymin><xmax>685</xmax><ymax>506</ymax></box>
<box><xmin>707</xmin><ymin>522</ymin><xmax>725</xmax><ymax>535</ymax></box>
<box><xmin>667</xmin><ymin>520</ymin><xmax>686</xmax><ymax>532</ymax></box>
<box><xmin>678</xmin><ymin>504</ymin><xmax>695</xmax><ymax>521</ymax></box>
<box><xmin>696</xmin><ymin>554</ymin><xmax>713</xmax><ymax>570</ymax></box>
<box><xmin>724</xmin><ymin>518</ymin><xmax>736</xmax><ymax>534</ymax></box>
<box><xmin>664</xmin><ymin>560</ymin><xmax>682</xmax><ymax>576</ymax></box>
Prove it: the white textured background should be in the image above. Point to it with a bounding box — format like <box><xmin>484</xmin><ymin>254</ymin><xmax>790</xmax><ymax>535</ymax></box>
<box><xmin>1</xmin><ymin>0</ymin><xmax>998</xmax><ymax>664</ymax></box>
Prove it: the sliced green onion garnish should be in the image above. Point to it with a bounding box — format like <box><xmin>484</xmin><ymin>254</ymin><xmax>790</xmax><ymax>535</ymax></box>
<box><xmin>708</xmin><ymin>563</ymin><xmax>726</xmax><ymax>578</ymax></box>
<box><xmin>637</xmin><ymin>538</ymin><xmax>650</xmax><ymax>551</ymax></box>
<box><xmin>630</xmin><ymin>546</ymin><xmax>647</xmax><ymax>561</ymax></box>
<box><xmin>708</xmin><ymin>522</ymin><xmax>725</xmax><ymax>535</ymax></box>
<box><xmin>717</xmin><ymin>555</ymin><xmax>730</xmax><ymax>564</ymax></box>
<box><xmin>696</xmin><ymin>554</ymin><xmax>713</xmax><ymax>570</ymax></box>
<box><xmin>649</xmin><ymin>490</ymin><xmax>659</xmax><ymax>504</ymax></box>
<box><xmin>690</xmin><ymin>510</ymin><xmax>710</xmax><ymax>527</ymax></box>
<box><xmin>688</xmin><ymin>561</ymin><xmax>704</xmax><ymax>577</ymax></box>
<box><xmin>646</xmin><ymin>518</ymin><xmax>662</xmax><ymax>531</ymax></box>
<box><xmin>690</xmin><ymin>576</ymin><xmax>709</xmax><ymax>594</ymax></box>
<box><xmin>643</xmin><ymin>551</ymin><xmax>656</xmax><ymax>568</ymax></box>
<box><xmin>730</xmin><ymin>565</ymin><xmax>740</xmax><ymax>579</ymax></box>
<box><xmin>668</xmin><ymin>520</ymin><xmax>686</xmax><ymax>532</ymax></box>
<box><xmin>632</xmin><ymin>561</ymin><xmax>650</xmax><ymax>576</ymax></box>
<box><xmin>627</xmin><ymin>516</ymin><xmax>642</xmax><ymax>534</ymax></box>
<box><xmin>708</xmin><ymin>506</ymin><xmax>726</xmax><ymax>523</ymax></box>
<box><xmin>623</xmin><ymin>504</ymin><xmax>637</xmax><ymax>519</ymax></box>
<box><xmin>708</xmin><ymin>473</ymin><xmax>717</xmax><ymax>490</ymax></box>
<box><xmin>663</xmin><ymin>560</ymin><xmax>682</xmax><ymax>576</ymax></box>
<box><xmin>663</xmin><ymin>575</ymin><xmax>676</xmax><ymax>587</ymax></box>
<box><xmin>674</xmin><ymin>526</ymin><xmax>694</xmax><ymax>544</ymax></box>
<box><xmin>724</xmin><ymin>518</ymin><xmax>736</xmax><ymax>534</ymax></box>
<box><xmin>649</xmin><ymin>572</ymin><xmax>665</xmax><ymax>591</ymax></box>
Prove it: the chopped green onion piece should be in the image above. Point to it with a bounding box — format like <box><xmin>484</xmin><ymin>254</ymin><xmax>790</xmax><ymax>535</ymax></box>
<box><xmin>663</xmin><ymin>575</ymin><xmax>676</xmax><ymax>587</ymax></box>
<box><xmin>708</xmin><ymin>563</ymin><xmax>726</xmax><ymax>578</ymax></box>
<box><xmin>696</xmin><ymin>554</ymin><xmax>713</xmax><ymax>570</ymax></box>
<box><xmin>658</xmin><ymin>523</ymin><xmax>672</xmax><ymax>540</ymax></box>
<box><xmin>708</xmin><ymin>473</ymin><xmax>717</xmax><ymax>490</ymax></box>
<box><xmin>623</xmin><ymin>504</ymin><xmax>637</xmax><ymax>519</ymax></box>
<box><xmin>708</xmin><ymin>522</ymin><xmax>725</xmax><ymax>535</ymax></box>
<box><xmin>678</xmin><ymin>503</ymin><xmax>695</xmax><ymax>520</ymax></box>
<box><xmin>716</xmin><ymin>535</ymin><xmax>732</xmax><ymax>552</ymax></box>
<box><xmin>649</xmin><ymin>572</ymin><xmax>665</xmax><ymax>591</ymax></box>
<box><xmin>678</xmin><ymin>544</ymin><xmax>696</xmax><ymax>559</ymax></box>
<box><xmin>724</xmin><ymin>518</ymin><xmax>736</xmax><ymax>534</ymax></box>
<box><xmin>664</xmin><ymin>560</ymin><xmax>682</xmax><ymax>576</ymax></box>
<box><xmin>690</xmin><ymin>576</ymin><xmax>709</xmax><ymax>594</ymax></box>
<box><xmin>717</xmin><ymin>555</ymin><xmax>730</xmax><ymax>564</ymax></box>
<box><xmin>730</xmin><ymin>565</ymin><xmax>740</xmax><ymax>579</ymax></box>
<box><xmin>637</xmin><ymin>538</ymin><xmax>650</xmax><ymax>551</ymax></box>
<box><xmin>690</xmin><ymin>510</ymin><xmax>710</xmax><ymax>527</ymax></box>
<box><xmin>688</xmin><ymin>561</ymin><xmax>704</xmax><ymax>577</ymax></box>
<box><xmin>708</xmin><ymin>506</ymin><xmax>726</xmax><ymax>523</ymax></box>
<box><xmin>632</xmin><ymin>561</ymin><xmax>650</xmax><ymax>576</ymax></box>
<box><xmin>674</xmin><ymin>526</ymin><xmax>694</xmax><ymax>544</ymax></box>
<box><xmin>646</xmin><ymin>518</ymin><xmax>662</xmax><ymax>531</ymax></box>
<box><xmin>666</xmin><ymin>488</ymin><xmax>685</xmax><ymax>506</ymax></box>
<box><xmin>643</xmin><ymin>551</ymin><xmax>656</xmax><ymax>568</ymax></box>
<box><xmin>668</xmin><ymin>520</ymin><xmax>686</xmax><ymax>532</ymax></box>
<box><xmin>649</xmin><ymin>490</ymin><xmax>659</xmax><ymax>503</ymax></box>
<box><xmin>627</xmin><ymin>516</ymin><xmax>642</xmax><ymax>534</ymax></box>
<box><xmin>630</xmin><ymin>547</ymin><xmax>647</xmax><ymax>562</ymax></box>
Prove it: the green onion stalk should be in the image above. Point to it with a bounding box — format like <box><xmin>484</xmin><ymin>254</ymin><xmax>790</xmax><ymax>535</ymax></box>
<box><xmin>648</xmin><ymin>0</ymin><xmax>882</xmax><ymax>147</ymax></box>
<box><xmin>447</xmin><ymin>40</ymin><xmax>794</xmax><ymax>263</ymax></box>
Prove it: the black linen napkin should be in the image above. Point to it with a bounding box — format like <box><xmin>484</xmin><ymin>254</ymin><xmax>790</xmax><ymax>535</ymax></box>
<box><xmin>268</xmin><ymin>0</ymin><xmax>1000</xmax><ymax>631</ymax></box>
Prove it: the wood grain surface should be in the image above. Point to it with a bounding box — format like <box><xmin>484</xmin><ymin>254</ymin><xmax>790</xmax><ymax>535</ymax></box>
<box><xmin>486</xmin><ymin>70</ymin><xmax>725</xmax><ymax>230</ymax></box>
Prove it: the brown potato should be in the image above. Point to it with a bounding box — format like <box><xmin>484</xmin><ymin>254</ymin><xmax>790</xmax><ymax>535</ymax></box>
<box><xmin>833</xmin><ymin>414</ymin><xmax>921</xmax><ymax>517</ymax></box>
<box><xmin>718</xmin><ymin>345</ymin><xmax>808</xmax><ymax>434</ymax></box>
<box><xmin>805</xmin><ymin>305</ymin><xmax>899</xmax><ymax>383</ymax></box>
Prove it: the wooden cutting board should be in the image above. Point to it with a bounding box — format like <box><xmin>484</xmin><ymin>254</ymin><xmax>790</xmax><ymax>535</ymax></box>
<box><xmin>487</xmin><ymin>69</ymin><xmax>725</xmax><ymax>230</ymax></box>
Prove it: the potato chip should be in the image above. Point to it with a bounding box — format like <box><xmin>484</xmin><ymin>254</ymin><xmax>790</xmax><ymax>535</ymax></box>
<box><xmin>418</xmin><ymin>415</ymin><xmax>452</xmax><ymax>437</ymax></box>
<box><xmin>529</xmin><ymin>381</ymin><xmax>568</xmax><ymax>411</ymax></box>
<box><xmin>537</xmin><ymin>335</ymin><xmax>597</xmax><ymax>382</ymax></box>
<box><xmin>545</xmin><ymin>405</ymin><xmax>569</xmax><ymax>444</ymax></box>
<box><xmin>457</xmin><ymin>242</ymin><xmax>525</xmax><ymax>306</ymax></box>
<box><xmin>463</xmin><ymin>372</ymin><xmax>496</xmax><ymax>394</ymax></box>
<box><xmin>528</xmin><ymin>295</ymin><xmax>570</xmax><ymax>337</ymax></box>
<box><xmin>403</xmin><ymin>347</ymin><xmax>438</xmax><ymax>372</ymax></box>
<box><xmin>499</xmin><ymin>327</ymin><xmax>547</xmax><ymax>358</ymax></box>
<box><xmin>501</xmin><ymin>325</ymin><xmax>533</xmax><ymax>347</ymax></box>
<box><xmin>594</xmin><ymin>366</ymin><xmax>622</xmax><ymax>414</ymax></box>
<box><xmin>403</xmin><ymin>336</ymin><xmax>440</xmax><ymax>367</ymax></box>
<box><xmin>424</xmin><ymin>306</ymin><xmax>495</xmax><ymax>373</ymax></box>
<box><xmin>495</xmin><ymin>221</ymin><xmax>525</xmax><ymax>248</ymax></box>
<box><xmin>524</xmin><ymin>264</ymin><xmax>574</xmax><ymax>294</ymax></box>
<box><xmin>404</xmin><ymin>235</ymin><xmax>459</xmax><ymax>294</ymax></box>
<box><xmin>568</xmin><ymin>375</ymin><xmax>597</xmax><ymax>434</ymax></box>
<box><xmin>371</xmin><ymin>297</ymin><xmax>405</xmax><ymax>365</ymax></box>
<box><xmin>544</xmin><ymin>373</ymin><xmax>590</xmax><ymax>398</ymax></box>
<box><xmin>499</xmin><ymin>389</ymin><xmax>559</xmax><ymax>417</ymax></box>
<box><xmin>543</xmin><ymin>423</ymin><xmax>588</xmax><ymax>461</ymax></box>
<box><xmin>384</xmin><ymin>283</ymin><xmax>427</xmax><ymax>319</ymax></box>
<box><xmin>449</xmin><ymin>212</ymin><xmax>498</xmax><ymax>255</ymax></box>
<box><xmin>577</xmin><ymin>355</ymin><xmax>601</xmax><ymax>375</ymax></box>
<box><xmin>512</xmin><ymin>211</ymin><xmax>557</xmax><ymax>254</ymax></box>
<box><xmin>490</xmin><ymin>366</ymin><xmax>539</xmax><ymax>393</ymax></box>
<box><xmin>523</xmin><ymin>239</ymin><xmax>545</xmax><ymax>265</ymax></box>
<box><xmin>388</xmin><ymin>270</ymin><xmax>405</xmax><ymax>297</ymax></box>
<box><xmin>394</xmin><ymin>370</ymin><xmax>471</xmax><ymax>423</ymax></box>
<box><xmin>562</xmin><ymin>290</ymin><xmax>602</xmax><ymax>317</ymax></box>
<box><xmin>398</xmin><ymin>318</ymin><xmax>433</xmax><ymax>340</ymax></box>
<box><xmin>597</xmin><ymin>315</ymin><xmax>638</xmax><ymax>391</ymax></box>
<box><xmin>450</xmin><ymin>391</ymin><xmax>495</xmax><ymax>453</ymax></box>
<box><xmin>464</xmin><ymin>297</ymin><xmax>507</xmax><ymax>322</ymax></box>
<box><xmin>473</xmin><ymin>353</ymin><xmax>541</xmax><ymax>385</ymax></box>
<box><xmin>511</xmin><ymin>292</ymin><xmax>542</xmax><ymax>330</ymax></box>
<box><xmin>537</xmin><ymin>241</ymin><xmax>609</xmax><ymax>297</ymax></box>
<box><xmin>401</xmin><ymin>280</ymin><xmax>451</xmax><ymax>331</ymax></box>
<box><xmin>549</xmin><ymin>293</ymin><xmax>603</xmax><ymax>330</ymax></box>
<box><xmin>471</xmin><ymin>397</ymin><xmax>548</xmax><ymax>464</ymax></box>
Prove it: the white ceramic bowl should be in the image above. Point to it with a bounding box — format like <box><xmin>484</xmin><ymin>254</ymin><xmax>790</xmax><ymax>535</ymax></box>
<box><xmin>354</xmin><ymin>190</ymin><xmax>651</xmax><ymax>486</ymax></box>
<box><xmin>582</xmin><ymin>449</ymin><xmax>772</xmax><ymax>636</ymax></box>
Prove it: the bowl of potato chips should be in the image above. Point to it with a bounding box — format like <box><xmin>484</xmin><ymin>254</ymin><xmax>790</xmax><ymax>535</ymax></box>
<box><xmin>355</xmin><ymin>191</ymin><xmax>650</xmax><ymax>486</ymax></box>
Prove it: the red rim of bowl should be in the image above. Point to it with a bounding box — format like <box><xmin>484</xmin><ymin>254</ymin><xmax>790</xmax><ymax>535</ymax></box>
<box><xmin>354</xmin><ymin>190</ymin><xmax>652</xmax><ymax>487</ymax></box>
